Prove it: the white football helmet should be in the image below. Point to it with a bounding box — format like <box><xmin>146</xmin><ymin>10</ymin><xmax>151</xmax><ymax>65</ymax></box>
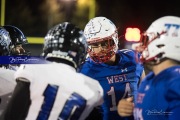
<box><xmin>84</xmin><ymin>17</ymin><xmax>119</xmax><ymax>63</ymax></box>
<box><xmin>139</xmin><ymin>16</ymin><xmax>180</xmax><ymax>64</ymax></box>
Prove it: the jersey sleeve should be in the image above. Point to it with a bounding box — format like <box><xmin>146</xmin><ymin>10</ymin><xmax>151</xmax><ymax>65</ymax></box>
<box><xmin>165</xmin><ymin>77</ymin><xmax>180</xmax><ymax>120</ymax></box>
<box><xmin>0</xmin><ymin>79</ymin><xmax>31</xmax><ymax>120</ymax></box>
<box><xmin>81</xmin><ymin>74</ymin><xmax>104</xmax><ymax>106</ymax></box>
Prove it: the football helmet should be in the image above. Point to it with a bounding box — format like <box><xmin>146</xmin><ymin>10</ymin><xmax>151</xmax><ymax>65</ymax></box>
<box><xmin>84</xmin><ymin>17</ymin><xmax>119</xmax><ymax>63</ymax></box>
<box><xmin>0</xmin><ymin>27</ymin><xmax>11</xmax><ymax>56</ymax></box>
<box><xmin>3</xmin><ymin>25</ymin><xmax>28</xmax><ymax>46</ymax></box>
<box><xmin>3</xmin><ymin>25</ymin><xmax>30</xmax><ymax>55</ymax></box>
<box><xmin>42</xmin><ymin>22</ymin><xmax>88</xmax><ymax>69</ymax></box>
<box><xmin>137</xmin><ymin>16</ymin><xmax>180</xmax><ymax>64</ymax></box>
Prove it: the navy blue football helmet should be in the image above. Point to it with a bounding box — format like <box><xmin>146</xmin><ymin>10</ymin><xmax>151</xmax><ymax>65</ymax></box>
<box><xmin>42</xmin><ymin>22</ymin><xmax>88</xmax><ymax>69</ymax></box>
<box><xmin>3</xmin><ymin>25</ymin><xmax>27</xmax><ymax>46</ymax></box>
<box><xmin>3</xmin><ymin>25</ymin><xmax>30</xmax><ymax>55</ymax></box>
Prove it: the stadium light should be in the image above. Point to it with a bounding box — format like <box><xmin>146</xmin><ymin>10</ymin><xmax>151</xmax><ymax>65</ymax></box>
<box><xmin>125</xmin><ymin>27</ymin><xmax>141</xmax><ymax>42</ymax></box>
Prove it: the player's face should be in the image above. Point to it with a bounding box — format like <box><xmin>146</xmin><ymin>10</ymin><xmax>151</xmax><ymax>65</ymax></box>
<box><xmin>87</xmin><ymin>38</ymin><xmax>116</xmax><ymax>63</ymax></box>
<box><xmin>90</xmin><ymin>41</ymin><xmax>108</xmax><ymax>54</ymax></box>
<box><xmin>89</xmin><ymin>39</ymin><xmax>114</xmax><ymax>54</ymax></box>
<box><xmin>11</xmin><ymin>44</ymin><xmax>25</xmax><ymax>55</ymax></box>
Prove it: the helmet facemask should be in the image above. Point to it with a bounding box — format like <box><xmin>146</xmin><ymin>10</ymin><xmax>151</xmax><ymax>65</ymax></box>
<box><xmin>135</xmin><ymin>31</ymin><xmax>167</xmax><ymax>65</ymax></box>
<box><xmin>87</xmin><ymin>32</ymin><xmax>118</xmax><ymax>63</ymax></box>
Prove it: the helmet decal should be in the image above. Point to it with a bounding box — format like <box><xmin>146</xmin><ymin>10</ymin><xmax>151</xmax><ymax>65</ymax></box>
<box><xmin>164</xmin><ymin>23</ymin><xmax>180</xmax><ymax>37</ymax></box>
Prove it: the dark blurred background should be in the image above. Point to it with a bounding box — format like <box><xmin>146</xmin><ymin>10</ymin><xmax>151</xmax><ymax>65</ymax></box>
<box><xmin>1</xmin><ymin>0</ymin><xmax>180</xmax><ymax>55</ymax></box>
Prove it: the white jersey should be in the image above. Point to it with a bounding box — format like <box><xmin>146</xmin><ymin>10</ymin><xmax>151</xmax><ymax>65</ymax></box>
<box><xmin>15</xmin><ymin>63</ymin><xmax>103</xmax><ymax>120</ymax></box>
<box><xmin>0</xmin><ymin>67</ymin><xmax>16</xmax><ymax>115</ymax></box>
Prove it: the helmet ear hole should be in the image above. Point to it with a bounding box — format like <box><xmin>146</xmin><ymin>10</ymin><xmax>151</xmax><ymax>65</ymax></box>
<box><xmin>156</xmin><ymin>44</ymin><xmax>164</xmax><ymax>48</ymax></box>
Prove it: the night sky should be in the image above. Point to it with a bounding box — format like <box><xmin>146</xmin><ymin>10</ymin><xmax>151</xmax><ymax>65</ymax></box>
<box><xmin>95</xmin><ymin>0</ymin><xmax>180</xmax><ymax>47</ymax></box>
<box><xmin>2</xmin><ymin>0</ymin><xmax>180</xmax><ymax>54</ymax></box>
<box><xmin>96</xmin><ymin>0</ymin><xmax>180</xmax><ymax>32</ymax></box>
<box><xmin>3</xmin><ymin>0</ymin><xmax>180</xmax><ymax>36</ymax></box>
